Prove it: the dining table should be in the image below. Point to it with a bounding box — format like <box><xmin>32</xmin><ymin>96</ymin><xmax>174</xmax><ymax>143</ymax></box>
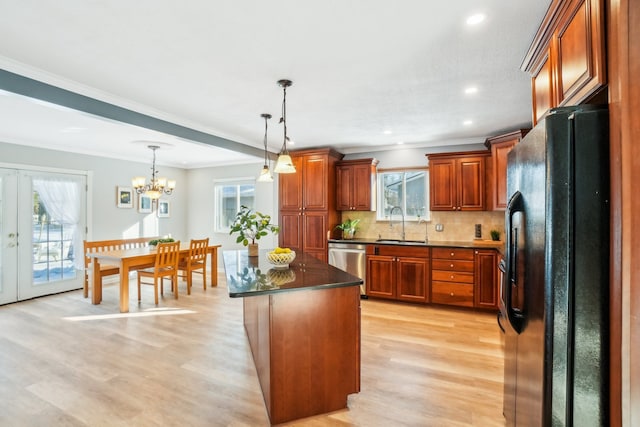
<box><xmin>88</xmin><ymin>242</ymin><xmax>221</xmax><ymax>312</ymax></box>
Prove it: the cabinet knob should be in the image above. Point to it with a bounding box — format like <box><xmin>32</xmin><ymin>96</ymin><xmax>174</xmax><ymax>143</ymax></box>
<box><xmin>450</xmin><ymin>292</ymin><xmax>454</xmax><ymax>296</ymax></box>
<box><xmin>450</xmin><ymin>252</ymin><xmax>454</xmax><ymax>256</ymax></box>
<box><xmin>450</xmin><ymin>275</ymin><xmax>454</xmax><ymax>279</ymax></box>
<box><xmin>450</xmin><ymin>263</ymin><xmax>454</xmax><ymax>268</ymax></box>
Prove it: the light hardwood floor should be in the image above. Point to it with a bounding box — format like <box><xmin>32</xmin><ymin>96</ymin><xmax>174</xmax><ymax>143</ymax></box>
<box><xmin>0</xmin><ymin>274</ymin><xmax>505</xmax><ymax>426</ymax></box>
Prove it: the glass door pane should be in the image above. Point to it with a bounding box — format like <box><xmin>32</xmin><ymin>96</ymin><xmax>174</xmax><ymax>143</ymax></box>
<box><xmin>18</xmin><ymin>171</ymin><xmax>86</xmax><ymax>300</ymax></box>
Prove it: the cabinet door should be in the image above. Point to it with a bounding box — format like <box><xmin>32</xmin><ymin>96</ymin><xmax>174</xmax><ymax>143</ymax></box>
<box><xmin>279</xmin><ymin>211</ymin><xmax>303</xmax><ymax>252</ymax></box>
<box><xmin>556</xmin><ymin>0</ymin><xmax>606</xmax><ymax>106</ymax></box>
<box><xmin>491</xmin><ymin>140</ymin><xmax>518</xmax><ymax>210</ymax></box>
<box><xmin>532</xmin><ymin>49</ymin><xmax>554</xmax><ymax>125</ymax></box>
<box><xmin>396</xmin><ymin>257</ymin><xmax>429</xmax><ymax>303</ymax></box>
<box><xmin>366</xmin><ymin>255</ymin><xmax>395</xmax><ymax>299</ymax></box>
<box><xmin>458</xmin><ymin>157</ymin><xmax>485</xmax><ymax>210</ymax></box>
<box><xmin>352</xmin><ymin>163</ymin><xmax>373</xmax><ymax>210</ymax></box>
<box><xmin>302</xmin><ymin>212</ymin><xmax>327</xmax><ymax>255</ymax></box>
<box><xmin>429</xmin><ymin>159</ymin><xmax>456</xmax><ymax>211</ymax></box>
<box><xmin>302</xmin><ymin>154</ymin><xmax>328</xmax><ymax>210</ymax></box>
<box><xmin>279</xmin><ymin>156</ymin><xmax>304</xmax><ymax>211</ymax></box>
<box><xmin>474</xmin><ymin>249</ymin><xmax>498</xmax><ymax>309</ymax></box>
<box><xmin>336</xmin><ymin>165</ymin><xmax>353</xmax><ymax>211</ymax></box>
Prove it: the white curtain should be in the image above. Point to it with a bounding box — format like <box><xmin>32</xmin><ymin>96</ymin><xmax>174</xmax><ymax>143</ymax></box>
<box><xmin>33</xmin><ymin>176</ymin><xmax>84</xmax><ymax>270</ymax></box>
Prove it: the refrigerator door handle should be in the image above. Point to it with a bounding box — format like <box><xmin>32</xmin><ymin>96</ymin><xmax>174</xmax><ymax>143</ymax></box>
<box><xmin>505</xmin><ymin>191</ymin><xmax>525</xmax><ymax>333</ymax></box>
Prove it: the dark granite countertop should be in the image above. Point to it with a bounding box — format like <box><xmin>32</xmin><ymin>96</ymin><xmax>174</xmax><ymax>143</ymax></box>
<box><xmin>328</xmin><ymin>238</ymin><xmax>504</xmax><ymax>251</ymax></box>
<box><xmin>224</xmin><ymin>249</ymin><xmax>363</xmax><ymax>298</ymax></box>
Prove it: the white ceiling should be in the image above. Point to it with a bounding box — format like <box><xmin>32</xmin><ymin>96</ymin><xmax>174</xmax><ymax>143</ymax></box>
<box><xmin>0</xmin><ymin>0</ymin><xmax>551</xmax><ymax>169</ymax></box>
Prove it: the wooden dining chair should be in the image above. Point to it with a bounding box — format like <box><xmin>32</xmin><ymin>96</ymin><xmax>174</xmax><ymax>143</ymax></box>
<box><xmin>178</xmin><ymin>238</ymin><xmax>209</xmax><ymax>294</ymax></box>
<box><xmin>137</xmin><ymin>241</ymin><xmax>181</xmax><ymax>304</ymax></box>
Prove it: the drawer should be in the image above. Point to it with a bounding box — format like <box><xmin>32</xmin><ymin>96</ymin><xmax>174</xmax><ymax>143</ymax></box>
<box><xmin>431</xmin><ymin>247</ymin><xmax>474</xmax><ymax>260</ymax></box>
<box><xmin>368</xmin><ymin>245</ymin><xmax>430</xmax><ymax>258</ymax></box>
<box><xmin>431</xmin><ymin>270</ymin><xmax>474</xmax><ymax>284</ymax></box>
<box><xmin>431</xmin><ymin>282</ymin><xmax>474</xmax><ymax>307</ymax></box>
<box><xmin>431</xmin><ymin>259</ymin><xmax>474</xmax><ymax>272</ymax></box>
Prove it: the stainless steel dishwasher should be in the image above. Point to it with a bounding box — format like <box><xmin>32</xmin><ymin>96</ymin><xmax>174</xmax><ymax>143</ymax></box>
<box><xmin>328</xmin><ymin>242</ymin><xmax>367</xmax><ymax>297</ymax></box>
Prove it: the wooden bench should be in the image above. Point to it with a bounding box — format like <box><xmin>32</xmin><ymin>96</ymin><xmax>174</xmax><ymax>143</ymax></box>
<box><xmin>83</xmin><ymin>237</ymin><xmax>158</xmax><ymax>298</ymax></box>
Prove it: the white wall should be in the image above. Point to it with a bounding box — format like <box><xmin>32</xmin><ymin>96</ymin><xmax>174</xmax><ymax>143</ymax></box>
<box><xmin>186</xmin><ymin>162</ymin><xmax>279</xmax><ymax>256</ymax></box>
<box><xmin>0</xmin><ymin>141</ymin><xmax>188</xmax><ymax>241</ymax></box>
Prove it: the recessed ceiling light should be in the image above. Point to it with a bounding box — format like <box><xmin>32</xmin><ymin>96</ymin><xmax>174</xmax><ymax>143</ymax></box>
<box><xmin>466</xmin><ymin>14</ymin><xmax>486</xmax><ymax>25</ymax></box>
<box><xmin>397</xmin><ymin>141</ymin><xmax>404</xmax><ymax>145</ymax></box>
<box><xmin>463</xmin><ymin>120</ymin><xmax>473</xmax><ymax>126</ymax></box>
<box><xmin>464</xmin><ymin>86</ymin><xmax>478</xmax><ymax>94</ymax></box>
<box><xmin>383</xmin><ymin>130</ymin><xmax>392</xmax><ymax>135</ymax></box>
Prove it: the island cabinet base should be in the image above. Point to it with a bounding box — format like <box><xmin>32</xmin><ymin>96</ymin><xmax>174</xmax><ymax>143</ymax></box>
<box><xmin>243</xmin><ymin>285</ymin><xmax>361</xmax><ymax>425</ymax></box>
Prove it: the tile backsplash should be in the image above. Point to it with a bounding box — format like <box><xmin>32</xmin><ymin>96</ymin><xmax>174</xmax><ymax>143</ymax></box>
<box><xmin>338</xmin><ymin>210</ymin><xmax>505</xmax><ymax>242</ymax></box>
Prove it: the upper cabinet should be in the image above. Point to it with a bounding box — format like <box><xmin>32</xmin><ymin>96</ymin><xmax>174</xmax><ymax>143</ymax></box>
<box><xmin>485</xmin><ymin>130</ymin><xmax>529</xmax><ymax>211</ymax></box>
<box><xmin>278</xmin><ymin>148</ymin><xmax>344</xmax><ymax>262</ymax></box>
<box><xmin>336</xmin><ymin>158</ymin><xmax>378</xmax><ymax>211</ymax></box>
<box><xmin>522</xmin><ymin>0</ymin><xmax>606</xmax><ymax>125</ymax></box>
<box><xmin>427</xmin><ymin>151</ymin><xmax>489</xmax><ymax>211</ymax></box>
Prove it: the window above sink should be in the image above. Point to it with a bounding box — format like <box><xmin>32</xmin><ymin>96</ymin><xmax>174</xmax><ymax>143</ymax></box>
<box><xmin>376</xmin><ymin>168</ymin><xmax>429</xmax><ymax>222</ymax></box>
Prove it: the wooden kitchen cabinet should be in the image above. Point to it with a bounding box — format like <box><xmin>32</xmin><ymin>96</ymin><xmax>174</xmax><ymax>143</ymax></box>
<box><xmin>522</xmin><ymin>0</ymin><xmax>606</xmax><ymax>125</ymax></box>
<box><xmin>279</xmin><ymin>148</ymin><xmax>343</xmax><ymax>262</ymax></box>
<box><xmin>474</xmin><ymin>249</ymin><xmax>499</xmax><ymax>309</ymax></box>
<box><xmin>336</xmin><ymin>158</ymin><xmax>378</xmax><ymax>211</ymax></box>
<box><xmin>366</xmin><ymin>245</ymin><xmax>429</xmax><ymax>303</ymax></box>
<box><xmin>485</xmin><ymin>130</ymin><xmax>529</xmax><ymax>211</ymax></box>
<box><xmin>427</xmin><ymin>151</ymin><xmax>489</xmax><ymax>211</ymax></box>
<box><xmin>431</xmin><ymin>247</ymin><xmax>475</xmax><ymax>307</ymax></box>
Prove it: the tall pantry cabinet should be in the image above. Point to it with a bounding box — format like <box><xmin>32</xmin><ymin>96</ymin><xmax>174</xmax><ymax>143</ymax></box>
<box><xmin>278</xmin><ymin>148</ymin><xmax>344</xmax><ymax>262</ymax></box>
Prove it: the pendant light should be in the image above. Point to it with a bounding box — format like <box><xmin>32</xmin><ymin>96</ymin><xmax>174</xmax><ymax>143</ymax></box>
<box><xmin>256</xmin><ymin>113</ymin><xmax>274</xmax><ymax>182</ymax></box>
<box><xmin>274</xmin><ymin>79</ymin><xmax>296</xmax><ymax>174</ymax></box>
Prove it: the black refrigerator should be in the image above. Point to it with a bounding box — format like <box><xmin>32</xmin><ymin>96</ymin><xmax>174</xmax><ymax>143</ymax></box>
<box><xmin>499</xmin><ymin>105</ymin><xmax>609</xmax><ymax>426</ymax></box>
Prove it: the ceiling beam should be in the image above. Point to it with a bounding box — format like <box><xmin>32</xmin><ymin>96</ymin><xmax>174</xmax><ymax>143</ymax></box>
<box><xmin>0</xmin><ymin>69</ymin><xmax>268</xmax><ymax>159</ymax></box>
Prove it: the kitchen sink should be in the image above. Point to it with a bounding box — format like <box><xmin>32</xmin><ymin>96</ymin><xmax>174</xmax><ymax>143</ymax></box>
<box><xmin>375</xmin><ymin>239</ymin><xmax>427</xmax><ymax>245</ymax></box>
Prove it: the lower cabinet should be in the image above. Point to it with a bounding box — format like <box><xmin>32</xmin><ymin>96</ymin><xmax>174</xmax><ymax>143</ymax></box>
<box><xmin>366</xmin><ymin>245</ymin><xmax>429</xmax><ymax>303</ymax></box>
<box><xmin>474</xmin><ymin>249</ymin><xmax>498</xmax><ymax>309</ymax></box>
<box><xmin>365</xmin><ymin>244</ymin><xmax>500</xmax><ymax>310</ymax></box>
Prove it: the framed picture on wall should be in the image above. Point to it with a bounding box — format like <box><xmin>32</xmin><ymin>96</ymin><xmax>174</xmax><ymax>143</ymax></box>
<box><xmin>157</xmin><ymin>200</ymin><xmax>170</xmax><ymax>218</ymax></box>
<box><xmin>117</xmin><ymin>186</ymin><xmax>133</xmax><ymax>208</ymax></box>
<box><xmin>138</xmin><ymin>194</ymin><xmax>152</xmax><ymax>213</ymax></box>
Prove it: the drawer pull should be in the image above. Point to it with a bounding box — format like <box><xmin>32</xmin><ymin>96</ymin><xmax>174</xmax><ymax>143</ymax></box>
<box><xmin>450</xmin><ymin>275</ymin><xmax>454</xmax><ymax>279</ymax></box>
<box><xmin>450</xmin><ymin>263</ymin><xmax>454</xmax><ymax>268</ymax></box>
<box><xmin>450</xmin><ymin>252</ymin><xmax>454</xmax><ymax>256</ymax></box>
<box><xmin>450</xmin><ymin>292</ymin><xmax>454</xmax><ymax>296</ymax></box>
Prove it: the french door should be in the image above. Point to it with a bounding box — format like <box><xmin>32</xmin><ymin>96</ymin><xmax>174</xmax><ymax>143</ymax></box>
<box><xmin>0</xmin><ymin>167</ymin><xmax>86</xmax><ymax>304</ymax></box>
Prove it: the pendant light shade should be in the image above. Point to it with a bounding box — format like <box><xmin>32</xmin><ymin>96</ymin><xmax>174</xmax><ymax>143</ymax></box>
<box><xmin>274</xmin><ymin>79</ymin><xmax>296</xmax><ymax>174</ymax></box>
<box><xmin>256</xmin><ymin>113</ymin><xmax>274</xmax><ymax>182</ymax></box>
<box><xmin>274</xmin><ymin>153</ymin><xmax>296</xmax><ymax>173</ymax></box>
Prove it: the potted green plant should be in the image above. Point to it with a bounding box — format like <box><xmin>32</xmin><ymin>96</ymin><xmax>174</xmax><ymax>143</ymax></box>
<box><xmin>490</xmin><ymin>229</ymin><xmax>501</xmax><ymax>241</ymax></box>
<box><xmin>335</xmin><ymin>218</ymin><xmax>360</xmax><ymax>240</ymax></box>
<box><xmin>148</xmin><ymin>237</ymin><xmax>175</xmax><ymax>248</ymax></box>
<box><xmin>229</xmin><ymin>205</ymin><xmax>279</xmax><ymax>256</ymax></box>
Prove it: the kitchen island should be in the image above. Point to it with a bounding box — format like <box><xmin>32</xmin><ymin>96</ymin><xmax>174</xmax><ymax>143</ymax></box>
<box><xmin>223</xmin><ymin>250</ymin><xmax>362</xmax><ymax>425</ymax></box>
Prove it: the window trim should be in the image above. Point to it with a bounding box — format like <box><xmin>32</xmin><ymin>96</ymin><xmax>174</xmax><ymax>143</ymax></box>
<box><xmin>213</xmin><ymin>177</ymin><xmax>256</xmax><ymax>233</ymax></box>
<box><xmin>376</xmin><ymin>167</ymin><xmax>430</xmax><ymax>222</ymax></box>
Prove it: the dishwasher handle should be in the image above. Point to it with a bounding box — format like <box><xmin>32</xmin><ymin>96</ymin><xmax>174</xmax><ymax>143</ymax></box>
<box><xmin>329</xmin><ymin>249</ymin><xmax>367</xmax><ymax>255</ymax></box>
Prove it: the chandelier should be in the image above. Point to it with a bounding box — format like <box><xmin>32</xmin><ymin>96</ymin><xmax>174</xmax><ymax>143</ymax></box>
<box><xmin>256</xmin><ymin>113</ymin><xmax>274</xmax><ymax>182</ymax></box>
<box><xmin>132</xmin><ymin>145</ymin><xmax>175</xmax><ymax>199</ymax></box>
<box><xmin>274</xmin><ymin>79</ymin><xmax>296</xmax><ymax>174</ymax></box>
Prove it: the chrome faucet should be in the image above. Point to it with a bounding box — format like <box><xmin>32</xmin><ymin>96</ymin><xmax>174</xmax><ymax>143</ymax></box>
<box><xmin>418</xmin><ymin>216</ymin><xmax>429</xmax><ymax>243</ymax></box>
<box><xmin>389</xmin><ymin>206</ymin><xmax>405</xmax><ymax>240</ymax></box>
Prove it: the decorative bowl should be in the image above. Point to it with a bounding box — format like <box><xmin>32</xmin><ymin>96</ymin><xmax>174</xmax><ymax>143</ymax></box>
<box><xmin>266</xmin><ymin>250</ymin><xmax>296</xmax><ymax>269</ymax></box>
